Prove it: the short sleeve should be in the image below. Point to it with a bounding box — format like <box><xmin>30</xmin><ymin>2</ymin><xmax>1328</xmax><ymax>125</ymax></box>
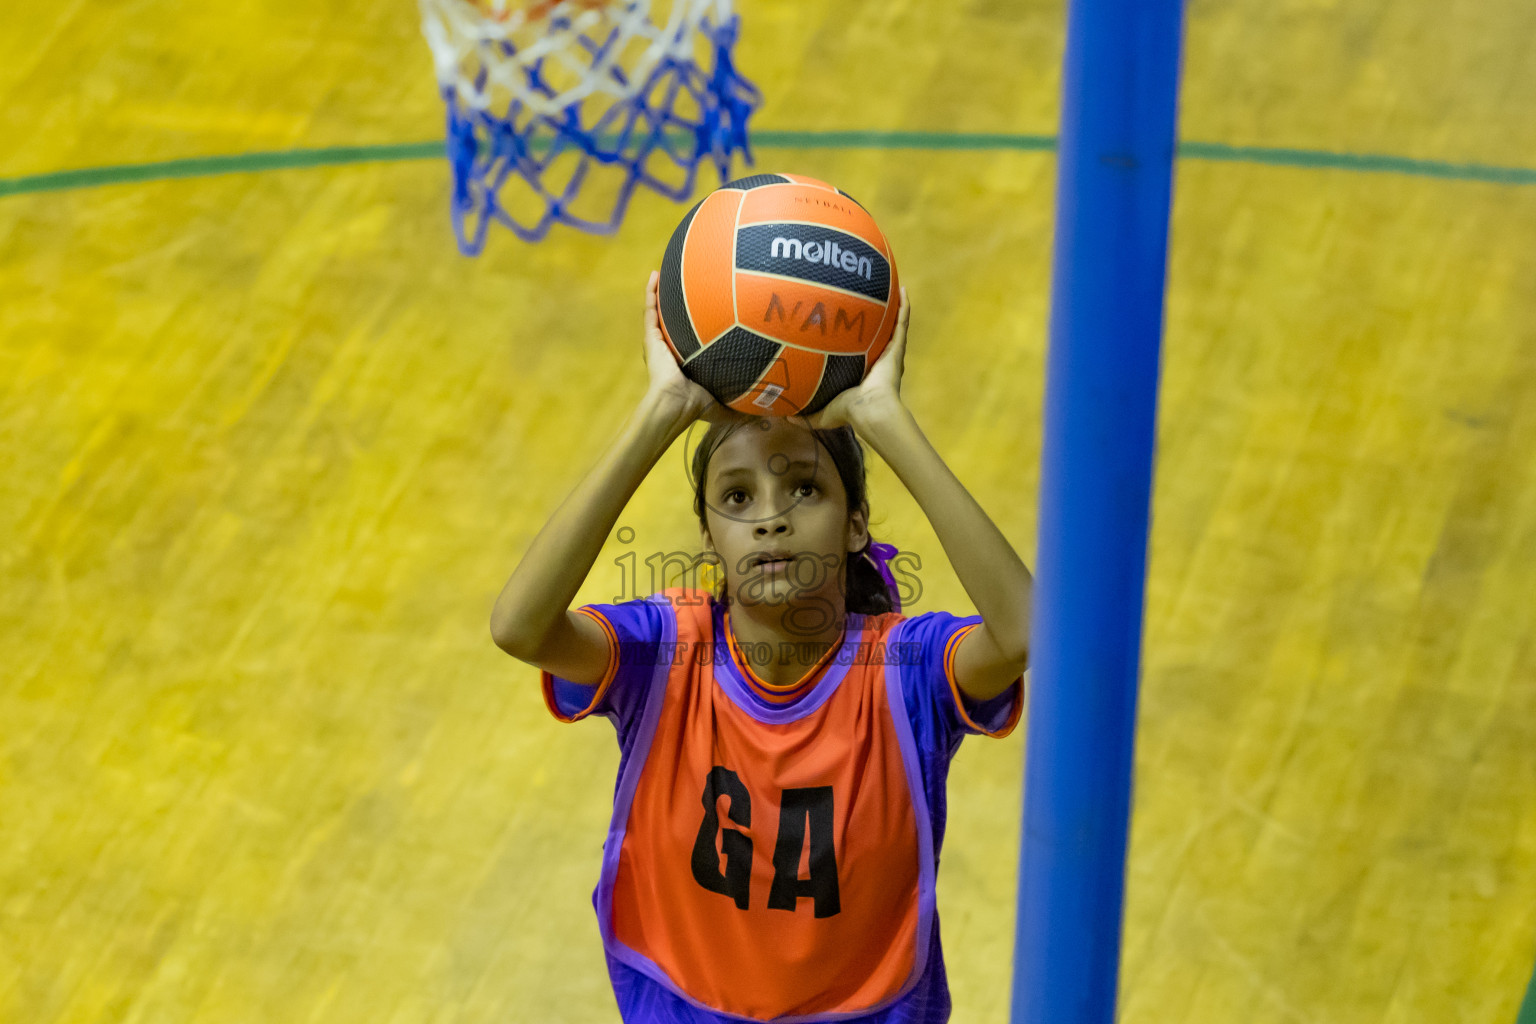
<box><xmin>540</xmin><ymin>597</ymin><xmax>667</xmax><ymax>738</ymax></box>
<box><xmin>897</xmin><ymin>610</ymin><xmax>1024</xmax><ymax>753</ymax></box>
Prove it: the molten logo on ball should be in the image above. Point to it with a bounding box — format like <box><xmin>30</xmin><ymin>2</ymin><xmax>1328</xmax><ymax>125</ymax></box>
<box><xmin>769</xmin><ymin>236</ymin><xmax>875</xmax><ymax>281</ymax></box>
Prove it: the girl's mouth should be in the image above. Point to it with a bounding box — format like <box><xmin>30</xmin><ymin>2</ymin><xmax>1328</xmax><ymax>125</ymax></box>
<box><xmin>752</xmin><ymin>553</ymin><xmax>794</xmax><ymax>570</ymax></box>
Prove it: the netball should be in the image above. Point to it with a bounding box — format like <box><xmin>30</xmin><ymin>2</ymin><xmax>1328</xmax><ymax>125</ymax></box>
<box><xmin>656</xmin><ymin>173</ymin><xmax>901</xmax><ymax>417</ymax></box>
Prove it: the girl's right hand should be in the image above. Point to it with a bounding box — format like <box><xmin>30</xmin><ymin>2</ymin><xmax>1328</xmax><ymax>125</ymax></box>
<box><xmin>640</xmin><ymin>270</ymin><xmax>740</xmax><ymax>427</ymax></box>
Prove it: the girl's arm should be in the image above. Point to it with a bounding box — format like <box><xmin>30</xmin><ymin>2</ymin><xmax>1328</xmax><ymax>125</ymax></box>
<box><xmin>809</xmin><ymin>293</ymin><xmax>1033</xmax><ymax>701</ymax></box>
<box><xmin>490</xmin><ymin>272</ymin><xmax>730</xmax><ymax>683</ymax></box>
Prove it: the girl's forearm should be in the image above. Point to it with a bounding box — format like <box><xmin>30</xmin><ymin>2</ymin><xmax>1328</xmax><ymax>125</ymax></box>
<box><xmin>859</xmin><ymin>403</ymin><xmax>1033</xmax><ymax>660</ymax></box>
<box><xmin>490</xmin><ymin>395</ymin><xmax>691</xmax><ymax>655</ymax></box>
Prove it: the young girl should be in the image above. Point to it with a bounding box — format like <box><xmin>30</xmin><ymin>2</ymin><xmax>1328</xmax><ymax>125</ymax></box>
<box><xmin>491</xmin><ymin>271</ymin><xmax>1033</xmax><ymax>1023</ymax></box>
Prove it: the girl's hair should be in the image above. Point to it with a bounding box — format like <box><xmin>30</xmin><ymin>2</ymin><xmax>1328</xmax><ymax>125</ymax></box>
<box><xmin>690</xmin><ymin>419</ymin><xmax>897</xmax><ymax>616</ymax></box>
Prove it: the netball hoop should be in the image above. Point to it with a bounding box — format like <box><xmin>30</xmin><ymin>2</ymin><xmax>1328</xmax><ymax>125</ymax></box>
<box><xmin>418</xmin><ymin>0</ymin><xmax>761</xmax><ymax>252</ymax></box>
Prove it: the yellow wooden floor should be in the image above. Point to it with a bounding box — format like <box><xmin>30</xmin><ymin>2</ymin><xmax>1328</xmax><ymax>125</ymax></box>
<box><xmin>2</xmin><ymin>1</ymin><xmax>1534</xmax><ymax>1022</ymax></box>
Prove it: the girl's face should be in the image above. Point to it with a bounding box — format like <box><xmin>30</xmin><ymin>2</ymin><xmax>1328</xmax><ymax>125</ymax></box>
<box><xmin>701</xmin><ymin>418</ymin><xmax>867</xmax><ymax>618</ymax></box>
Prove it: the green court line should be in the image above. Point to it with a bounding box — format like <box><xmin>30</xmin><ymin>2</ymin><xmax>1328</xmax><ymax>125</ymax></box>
<box><xmin>1179</xmin><ymin>140</ymin><xmax>1536</xmax><ymax>186</ymax></box>
<box><xmin>758</xmin><ymin>129</ymin><xmax>1059</xmax><ymax>151</ymax></box>
<box><xmin>0</xmin><ymin>142</ymin><xmax>445</xmax><ymax>199</ymax></box>
<box><xmin>1518</xmin><ymin>961</ymin><xmax>1536</xmax><ymax>1024</ymax></box>
<box><xmin>1</xmin><ymin>130</ymin><xmax>1533</xmax><ymax>200</ymax></box>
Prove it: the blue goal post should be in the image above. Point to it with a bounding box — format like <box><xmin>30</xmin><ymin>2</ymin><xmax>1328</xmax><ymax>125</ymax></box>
<box><xmin>1010</xmin><ymin>0</ymin><xmax>1189</xmax><ymax>1021</ymax></box>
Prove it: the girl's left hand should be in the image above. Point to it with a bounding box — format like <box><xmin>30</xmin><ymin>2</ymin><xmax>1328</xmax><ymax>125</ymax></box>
<box><xmin>804</xmin><ymin>286</ymin><xmax>910</xmax><ymax>433</ymax></box>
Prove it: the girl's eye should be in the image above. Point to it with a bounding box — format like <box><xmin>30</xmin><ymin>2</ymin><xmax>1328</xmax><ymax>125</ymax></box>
<box><xmin>721</xmin><ymin>481</ymin><xmax>813</xmax><ymax>504</ymax></box>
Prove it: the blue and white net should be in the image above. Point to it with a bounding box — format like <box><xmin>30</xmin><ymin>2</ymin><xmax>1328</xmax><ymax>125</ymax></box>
<box><xmin>419</xmin><ymin>0</ymin><xmax>761</xmax><ymax>251</ymax></box>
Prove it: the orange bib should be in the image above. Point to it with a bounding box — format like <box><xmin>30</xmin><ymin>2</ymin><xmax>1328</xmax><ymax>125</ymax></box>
<box><xmin>595</xmin><ymin>588</ymin><xmax>936</xmax><ymax>1020</ymax></box>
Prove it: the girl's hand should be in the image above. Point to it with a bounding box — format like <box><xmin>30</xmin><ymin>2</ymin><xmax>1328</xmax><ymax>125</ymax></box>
<box><xmin>639</xmin><ymin>271</ymin><xmax>740</xmax><ymax>427</ymax></box>
<box><xmin>805</xmin><ymin>286</ymin><xmax>910</xmax><ymax>432</ymax></box>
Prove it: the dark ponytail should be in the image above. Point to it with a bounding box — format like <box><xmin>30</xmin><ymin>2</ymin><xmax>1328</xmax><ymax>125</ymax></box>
<box><xmin>690</xmin><ymin>419</ymin><xmax>897</xmax><ymax>616</ymax></box>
